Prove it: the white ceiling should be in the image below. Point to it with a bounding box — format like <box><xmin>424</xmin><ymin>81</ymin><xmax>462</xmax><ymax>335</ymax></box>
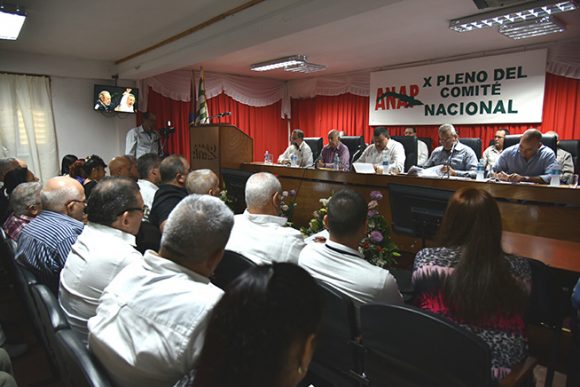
<box><xmin>1</xmin><ymin>0</ymin><xmax>579</xmax><ymax>80</ymax></box>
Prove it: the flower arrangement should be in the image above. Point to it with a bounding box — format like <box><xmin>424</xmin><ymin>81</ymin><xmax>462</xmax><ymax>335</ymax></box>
<box><xmin>280</xmin><ymin>189</ymin><xmax>298</xmax><ymax>227</ymax></box>
<box><xmin>360</xmin><ymin>191</ymin><xmax>400</xmax><ymax>268</ymax></box>
<box><xmin>301</xmin><ymin>191</ymin><xmax>399</xmax><ymax>268</ymax></box>
<box><xmin>219</xmin><ymin>189</ymin><xmax>233</xmax><ymax>208</ymax></box>
<box><xmin>300</xmin><ymin>196</ymin><xmax>332</xmax><ymax>236</ymax></box>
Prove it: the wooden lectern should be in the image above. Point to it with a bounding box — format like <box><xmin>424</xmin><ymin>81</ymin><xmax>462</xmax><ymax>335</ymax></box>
<box><xmin>189</xmin><ymin>124</ymin><xmax>253</xmax><ymax>174</ymax></box>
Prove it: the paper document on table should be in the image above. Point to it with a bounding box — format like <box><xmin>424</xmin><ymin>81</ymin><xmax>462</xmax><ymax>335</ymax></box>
<box><xmin>352</xmin><ymin>162</ymin><xmax>376</xmax><ymax>174</ymax></box>
<box><xmin>407</xmin><ymin>165</ymin><xmax>445</xmax><ymax>177</ymax></box>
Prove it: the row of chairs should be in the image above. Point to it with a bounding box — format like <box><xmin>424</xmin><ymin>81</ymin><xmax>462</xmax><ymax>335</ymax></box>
<box><xmin>305</xmin><ymin>134</ymin><xmax>580</xmax><ymax>173</ymax></box>
<box><xmin>0</xmin><ymin>230</ymin><xmax>113</xmax><ymax>387</ymax></box>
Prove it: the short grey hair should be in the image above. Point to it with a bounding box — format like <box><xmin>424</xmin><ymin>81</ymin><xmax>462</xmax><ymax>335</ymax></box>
<box><xmin>186</xmin><ymin>169</ymin><xmax>218</xmax><ymax>195</ymax></box>
<box><xmin>41</xmin><ymin>184</ymin><xmax>80</xmax><ymax>212</ymax></box>
<box><xmin>161</xmin><ymin>194</ymin><xmax>234</xmax><ymax>263</ymax></box>
<box><xmin>9</xmin><ymin>182</ymin><xmax>41</xmax><ymax>216</ymax></box>
<box><xmin>245</xmin><ymin>172</ymin><xmax>281</xmax><ymax>209</ymax></box>
<box><xmin>327</xmin><ymin>129</ymin><xmax>340</xmax><ymax>141</ymax></box>
<box><xmin>439</xmin><ymin>123</ymin><xmax>457</xmax><ymax>136</ymax></box>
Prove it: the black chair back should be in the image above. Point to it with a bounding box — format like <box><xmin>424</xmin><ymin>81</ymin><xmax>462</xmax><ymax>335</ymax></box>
<box><xmin>559</xmin><ymin>139</ymin><xmax>580</xmax><ymax>173</ymax></box>
<box><xmin>30</xmin><ymin>283</ymin><xmax>70</xmax><ymax>377</ymax></box>
<box><xmin>304</xmin><ymin>137</ymin><xmax>323</xmax><ymax>162</ymax></box>
<box><xmin>221</xmin><ymin>168</ymin><xmax>253</xmax><ymax>214</ymax></box>
<box><xmin>391</xmin><ymin>136</ymin><xmax>418</xmax><ymax>171</ymax></box>
<box><xmin>308</xmin><ymin>282</ymin><xmax>363</xmax><ymax>387</ymax></box>
<box><xmin>55</xmin><ymin>329</ymin><xmax>114</xmax><ymax>387</ymax></box>
<box><xmin>459</xmin><ymin>138</ymin><xmax>483</xmax><ymax>160</ymax></box>
<box><xmin>504</xmin><ymin>134</ymin><xmax>558</xmax><ymax>155</ymax></box>
<box><xmin>360</xmin><ymin>303</ymin><xmax>493</xmax><ymax>387</ymax></box>
<box><xmin>418</xmin><ymin>137</ymin><xmax>432</xmax><ymax>154</ymax></box>
<box><xmin>211</xmin><ymin>250</ymin><xmax>256</xmax><ymax>290</ymax></box>
<box><xmin>341</xmin><ymin>136</ymin><xmax>366</xmax><ymax>164</ymax></box>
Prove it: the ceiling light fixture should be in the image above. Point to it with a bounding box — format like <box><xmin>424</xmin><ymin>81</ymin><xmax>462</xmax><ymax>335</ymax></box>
<box><xmin>499</xmin><ymin>15</ymin><xmax>565</xmax><ymax>39</ymax></box>
<box><xmin>0</xmin><ymin>4</ymin><xmax>26</xmax><ymax>40</ymax></box>
<box><xmin>449</xmin><ymin>0</ymin><xmax>577</xmax><ymax>33</ymax></box>
<box><xmin>250</xmin><ymin>55</ymin><xmax>326</xmax><ymax>73</ymax></box>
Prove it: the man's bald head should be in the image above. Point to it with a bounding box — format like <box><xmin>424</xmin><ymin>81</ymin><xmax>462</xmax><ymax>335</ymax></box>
<box><xmin>41</xmin><ymin>176</ymin><xmax>85</xmax><ymax>217</ymax></box>
<box><xmin>186</xmin><ymin>169</ymin><xmax>220</xmax><ymax>196</ymax></box>
<box><xmin>519</xmin><ymin>128</ymin><xmax>543</xmax><ymax>161</ymax></box>
<box><xmin>109</xmin><ymin>156</ymin><xmax>131</xmax><ymax>178</ymax></box>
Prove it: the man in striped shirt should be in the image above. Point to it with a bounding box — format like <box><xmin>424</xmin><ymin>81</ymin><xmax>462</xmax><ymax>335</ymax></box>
<box><xmin>17</xmin><ymin>176</ymin><xmax>85</xmax><ymax>293</ymax></box>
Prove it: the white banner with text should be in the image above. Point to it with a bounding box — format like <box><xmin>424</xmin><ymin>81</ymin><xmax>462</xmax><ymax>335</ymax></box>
<box><xmin>369</xmin><ymin>49</ymin><xmax>547</xmax><ymax>125</ymax></box>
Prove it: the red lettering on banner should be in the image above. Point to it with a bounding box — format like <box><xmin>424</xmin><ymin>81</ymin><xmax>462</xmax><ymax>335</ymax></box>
<box><xmin>375</xmin><ymin>88</ymin><xmax>385</xmax><ymax>110</ymax></box>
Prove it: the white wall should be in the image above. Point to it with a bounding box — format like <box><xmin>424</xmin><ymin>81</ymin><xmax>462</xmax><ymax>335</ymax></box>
<box><xmin>0</xmin><ymin>50</ymin><xmax>136</xmax><ymax>168</ymax></box>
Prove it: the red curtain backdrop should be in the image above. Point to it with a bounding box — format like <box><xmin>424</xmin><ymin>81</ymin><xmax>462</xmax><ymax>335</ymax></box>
<box><xmin>145</xmin><ymin>89</ymin><xmax>287</xmax><ymax>162</ymax></box>
<box><xmin>145</xmin><ymin>73</ymin><xmax>579</xmax><ymax>162</ymax></box>
<box><xmin>290</xmin><ymin>73</ymin><xmax>580</xmax><ymax>151</ymax></box>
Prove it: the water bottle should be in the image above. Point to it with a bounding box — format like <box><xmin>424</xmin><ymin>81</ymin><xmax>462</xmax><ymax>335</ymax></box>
<box><xmin>333</xmin><ymin>153</ymin><xmax>340</xmax><ymax>170</ymax></box>
<box><xmin>550</xmin><ymin>165</ymin><xmax>561</xmax><ymax>186</ymax></box>
<box><xmin>264</xmin><ymin>150</ymin><xmax>272</xmax><ymax>164</ymax></box>
<box><xmin>290</xmin><ymin>153</ymin><xmax>298</xmax><ymax>167</ymax></box>
<box><xmin>476</xmin><ymin>159</ymin><xmax>485</xmax><ymax>181</ymax></box>
<box><xmin>382</xmin><ymin>151</ymin><xmax>390</xmax><ymax>174</ymax></box>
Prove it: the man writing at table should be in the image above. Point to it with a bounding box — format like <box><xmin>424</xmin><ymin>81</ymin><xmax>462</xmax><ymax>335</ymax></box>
<box><xmin>278</xmin><ymin>129</ymin><xmax>313</xmax><ymax>167</ymax></box>
<box><xmin>423</xmin><ymin>123</ymin><xmax>477</xmax><ymax>178</ymax></box>
<box><xmin>492</xmin><ymin>128</ymin><xmax>557</xmax><ymax>184</ymax></box>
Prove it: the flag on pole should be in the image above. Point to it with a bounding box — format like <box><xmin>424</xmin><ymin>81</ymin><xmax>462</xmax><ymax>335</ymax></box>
<box><xmin>189</xmin><ymin>70</ymin><xmax>196</xmax><ymax>125</ymax></box>
<box><xmin>195</xmin><ymin>68</ymin><xmax>209</xmax><ymax>125</ymax></box>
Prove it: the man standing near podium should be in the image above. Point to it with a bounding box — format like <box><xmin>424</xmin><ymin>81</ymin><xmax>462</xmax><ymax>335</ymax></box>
<box><xmin>126</xmin><ymin>112</ymin><xmax>162</xmax><ymax>158</ymax></box>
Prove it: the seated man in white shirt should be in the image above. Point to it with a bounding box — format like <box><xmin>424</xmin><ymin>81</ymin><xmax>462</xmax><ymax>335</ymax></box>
<box><xmin>482</xmin><ymin>128</ymin><xmax>509</xmax><ymax>172</ymax></box>
<box><xmin>186</xmin><ymin>169</ymin><xmax>220</xmax><ymax>196</ymax></box>
<box><xmin>136</xmin><ymin>153</ymin><xmax>161</xmax><ymax>221</ymax></box>
<box><xmin>88</xmin><ymin>195</ymin><xmax>234</xmax><ymax>387</ymax></box>
<box><xmin>357</xmin><ymin>127</ymin><xmax>406</xmax><ymax>174</ymax></box>
<box><xmin>545</xmin><ymin>131</ymin><xmax>575</xmax><ymax>184</ymax></box>
<box><xmin>278</xmin><ymin>129</ymin><xmax>314</xmax><ymax>167</ymax></box>
<box><xmin>299</xmin><ymin>189</ymin><xmax>402</xmax><ymax>306</ymax></box>
<box><xmin>226</xmin><ymin>172</ymin><xmax>305</xmax><ymax>264</ymax></box>
<box><xmin>404</xmin><ymin>127</ymin><xmax>429</xmax><ymax>166</ymax></box>
<box><xmin>59</xmin><ymin>177</ymin><xmax>144</xmax><ymax>341</ymax></box>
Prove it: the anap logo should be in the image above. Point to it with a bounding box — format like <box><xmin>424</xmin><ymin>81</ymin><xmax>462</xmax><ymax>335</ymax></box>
<box><xmin>374</xmin><ymin>85</ymin><xmax>423</xmax><ymax>111</ymax></box>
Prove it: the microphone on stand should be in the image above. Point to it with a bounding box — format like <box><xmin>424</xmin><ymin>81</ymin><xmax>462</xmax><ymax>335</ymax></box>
<box><xmin>443</xmin><ymin>141</ymin><xmax>457</xmax><ymax>178</ymax></box>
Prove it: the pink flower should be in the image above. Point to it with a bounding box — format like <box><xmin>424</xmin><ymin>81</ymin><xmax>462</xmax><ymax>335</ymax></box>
<box><xmin>368</xmin><ymin>200</ymin><xmax>378</xmax><ymax>210</ymax></box>
<box><xmin>370</xmin><ymin>231</ymin><xmax>384</xmax><ymax>243</ymax></box>
<box><xmin>370</xmin><ymin>191</ymin><xmax>383</xmax><ymax>201</ymax></box>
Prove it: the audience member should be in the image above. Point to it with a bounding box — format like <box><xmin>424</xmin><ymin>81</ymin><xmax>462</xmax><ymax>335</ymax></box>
<box><xmin>299</xmin><ymin>189</ymin><xmax>402</xmax><ymax>306</ymax></box>
<box><xmin>149</xmin><ymin>155</ymin><xmax>190</xmax><ymax>232</ymax></box>
<box><xmin>316</xmin><ymin>129</ymin><xmax>350</xmax><ymax>170</ymax></box>
<box><xmin>412</xmin><ymin>187</ymin><xmax>530</xmax><ymax>381</ymax></box>
<box><xmin>82</xmin><ymin>155</ymin><xmax>107</xmax><ymax>198</ymax></box>
<box><xmin>177</xmin><ymin>263</ymin><xmax>322</xmax><ymax>387</ymax></box>
<box><xmin>545</xmin><ymin>131</ymin><xmax>575</xmax><ymax>184</ymax></box>
<box><xmin>2</xmin><ymin>182</ymin><xmax>42</xmax><ymax>241</ymax></box>
<box><xmin>358</xmin><ymin>126</ymin><xmax>406</xmax><ymax>174</ymax></box>
<box><xmin>278</xmin><ymin>129</ymin><xmax>314</xmax><ymax>167</ymax></box>
<box><xmin>423</xmin><ymin>124</ymin><xmax>477</xmax><ymax>177</ymax></box>
<box><xmin>17</xmin><ymin>177</ymin><xmax>85</xmax><ymax>293</ymax></box>
<box><xmin>0</xmin><ymin>158</ymin><xmax>19</xmax><ymax>187</ymax></box>
<box><xmin>136</xmin><ymin>153</ymin><xmax>161</xmax><ymax>221</ymax></box>
<box><xmin>68</xmin><ymin>159</ymin><xmax>87</xmax><ymax>184</ymax></box>
<box><xmin>226</xmin><ymin>172</ymin><xmax>305</xmax><ymax>265</ymax></box>
<box><xmin>125</xmin><ymin>111</ymin><xmax>162</xmax><ymax>158</ymax></box>
<box><xmin>492</xmin><ymin>128</ymin><xmax>557</xmax><ymax>184</ymax></box>
<box><xmin>0</xmin><ymin>348</ymin><xmax>17</xmax><ymax>387</ymax></box>
<box><xmin>185</xmin><ymin>169</ymin><xmax>220</xmax><ymax>196</ymax></box>
<box><xmin>483</xmin><ymin>128</ymin><xmax>509</xmax><ymax>171</ymax></box>
<box><xmin>404</xmin><ymin>127</ymin><xmax>429</xmax><ymax>166</ymax></box>
<box><xmin>60</xmin><ymin>154</ymin><xmax>78</xmax><ymax>176</ymax></box>
<box><xmin>88</xmin><ymin>195</ymin><xmax>234</xmax><ymax>387</ymax></box>
<box><xmin>0</xmin><ymin>166</ymin><xmax>38</xmax><ymax>224</ymax></box>
<box><xmin>108</xmin><ymin>156</ymin><xmax>130</xmax><ymax>178</ymax></box>
<box><xmin>59</xmin><ymin>177</ymin><xmax>144</xmax><ymax>341</ymax></box>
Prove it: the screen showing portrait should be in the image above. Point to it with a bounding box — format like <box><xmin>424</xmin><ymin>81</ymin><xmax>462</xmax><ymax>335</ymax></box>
<box><xmin>93</xmin><ymin>85</ymin><xmax>139</xmax><ymax>113</ymax></box>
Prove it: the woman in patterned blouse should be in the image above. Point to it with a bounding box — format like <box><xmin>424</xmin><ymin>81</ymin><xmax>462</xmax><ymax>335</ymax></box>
<box><xmin>412</xmin><ymin>187</ymin><xmax>531</xmax><ymax>381</ymax></box>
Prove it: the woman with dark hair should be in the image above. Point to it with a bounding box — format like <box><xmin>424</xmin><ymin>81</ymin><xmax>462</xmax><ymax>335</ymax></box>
<box><xmin>82</xmin><ymin>155</ymin><xmax>107</xmax><ymax>198</ymax></box>
<box><xmin>0</xmin><ymin>167</ymin><xmax>38</xmax><ymax>224</ymax></box>
<box><xmin>412</xmin><ymin>187</ymin><xmax>531</xmax><ymax>381</ymax></box>
<box><xmin>60</xmin><ymin>154</ymin><xmax>78</xmax><ymax>176</ymax></box>
<box><xmin>177</xmin><ymin>262</ymin><xmax>322</xmax><ymax>387</ymax></box>
<box><xmin>68</xmin><ymin>159</ymin><xmax>87</xmax><ymax>184</ymax></box>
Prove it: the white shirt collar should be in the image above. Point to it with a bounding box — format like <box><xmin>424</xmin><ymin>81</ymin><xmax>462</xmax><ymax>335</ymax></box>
<box><xmin>243</xmin><ymin>210</ymin><xmax>287</xmax><ymax>226</ymax></box>
<box><xmin>325</xmin><ymin>239</ymin><xmax>364</xmax><ymax>259</ymax></box>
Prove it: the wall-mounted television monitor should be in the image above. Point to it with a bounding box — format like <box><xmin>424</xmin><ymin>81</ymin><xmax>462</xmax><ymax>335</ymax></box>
<box><xmin>93</xmin><ymin>85</ymin><xmax>139</xmax><ymax>113</ymax></box>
